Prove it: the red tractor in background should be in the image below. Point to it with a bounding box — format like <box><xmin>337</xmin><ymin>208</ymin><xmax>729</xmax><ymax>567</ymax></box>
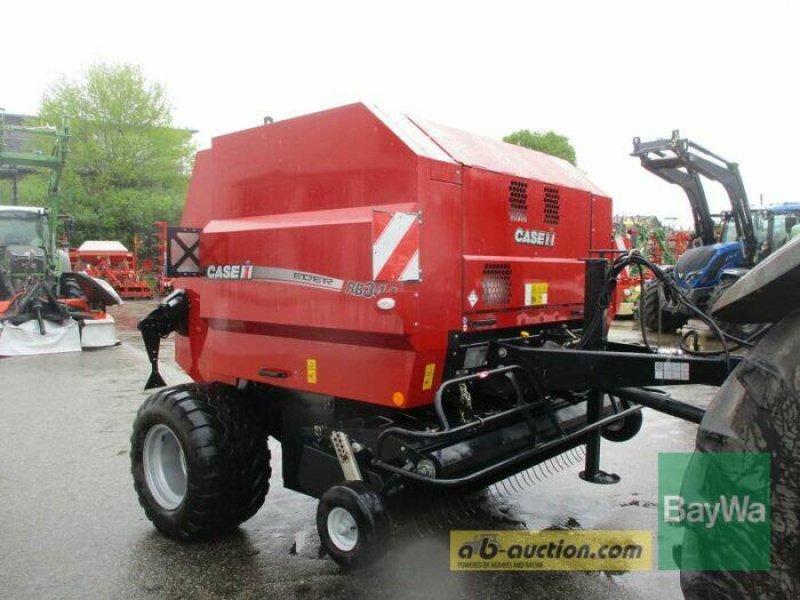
<box><xmin>131</xmin><ymin>104</ymin><xmax>799</xmax><ymax>594</ymax></box>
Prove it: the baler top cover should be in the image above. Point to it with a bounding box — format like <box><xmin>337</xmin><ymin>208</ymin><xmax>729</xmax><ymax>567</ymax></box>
<box><xmin>406</xmin><ymin>115</ymin><xmax>604</xmax><ymax>196</ymax></box>
<box><xmin>173</xmin><ymin>103</ymin><xmax>612</xmax><ymax>408</ymax></box>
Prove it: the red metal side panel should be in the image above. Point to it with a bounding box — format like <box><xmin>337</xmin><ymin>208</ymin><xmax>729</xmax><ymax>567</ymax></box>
<box><xmin>184</xmin><ymin>104</ymin><xmax>419</xmax><ymax>226</ymax></box>
<box><xmin>172</xmin><ymin>103</ymin><xmax>611</xmax><ymax>408</ymax></box>
<box><xmin>460</xmin><ymin>167</ymin><xmax>592</xmax><ymax>330</ymax></box>
<box><xmin>197</xmin><ymin>204</ymin><xmax>418</xmax><ymax>333</ymax></box>
<box><xmin>178</xmin><ymin>166</ymin><xmax>465</xmax><ymax>408</ymax></box>
<box><xmin>590</xmin><ymin>194</ymin><xmax>613</xmax><ymax>253</ymax></box>
<box><xmin>590</xmin><ymin>193</ymin><xmax>616</xmax><ymax>321</ymax></box>
<box><xmin>181</xmin><ymin>149</ymin><xmax>224</xmax><ymax>226</ymax></box>
<box><xmin>175</xmin><ymin>123</ymin><xmax>464</xmax><ymax>408</ymax></box>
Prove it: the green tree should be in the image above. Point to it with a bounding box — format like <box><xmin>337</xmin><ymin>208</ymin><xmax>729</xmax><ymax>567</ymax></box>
<box><xmin>503</xmin><ymin>129</ymin><xmax>577</xmax><ymax>166</ymax></box>
<box><xmin>38</xmin><ymin>63</ymin><xmax>193</xmax><ymax>253</ymax></box>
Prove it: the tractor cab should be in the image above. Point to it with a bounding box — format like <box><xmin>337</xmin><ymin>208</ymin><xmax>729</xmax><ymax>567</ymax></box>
<box><xmin>0</xmin><ymin>206</ymin><xmax>51</xmax><ymax>299</ymax></box>
<box><xmin>0</xmin><ymin>206</ymin><xmax>49</xmax><ymax>247</ymax></box>
<box><xmin>720</xmin><ymin>203</ymin><xmax>800</xmax><ymax>262</ymax></box>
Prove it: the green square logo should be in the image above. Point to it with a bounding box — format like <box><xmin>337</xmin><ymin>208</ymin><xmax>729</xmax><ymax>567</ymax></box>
<box><xmin>658</xmin><ymin>452</ymin><xmax>770</xmax><ymax>571</ymax></box>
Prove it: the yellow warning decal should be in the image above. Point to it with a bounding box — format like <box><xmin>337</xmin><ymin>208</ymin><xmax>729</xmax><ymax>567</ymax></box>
<box><xmin>525</xmin><ymin>282</ymin><xmax>549</xmax><ymax>306</ymax></box>
<box><xmin>422</xmin><ymin>363</ymin><xmax>436</xmax><ymax>390</ymax></box>
<box><xmin>307</xmin><ymin>359</ymin><xmax>317</xmax><ymax>384</ymax></box>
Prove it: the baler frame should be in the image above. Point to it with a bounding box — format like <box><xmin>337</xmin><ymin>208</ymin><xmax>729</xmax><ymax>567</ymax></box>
<box><xmin>130</xmin><ymin>104</ymin><xmax>754</xmax><ymax>570</ymax></box>
<box><xmin>365</xmin><ymin>257</ymin><xmax>732</xmax><ymax>490</ymax></box>
<box><xmin>139</xmin><ymin>256</ymin><xmax>734</xmax><ymax>497</ymax></box>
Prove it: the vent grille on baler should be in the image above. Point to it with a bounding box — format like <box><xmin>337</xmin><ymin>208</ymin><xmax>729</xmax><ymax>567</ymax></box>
<box><xmin>482</xmin><ymin>263</ymin><xmax>512</xmax><ymax>305</ymax></box>
<box><xmin>508</xmin><ymin>180</ymin><xmax>528</xmax><ymax>222</ymax></box>
<box><xmin>543</xmin><ymin>186</ymin><xmax>561</xmax><ymax>225</ymax></box>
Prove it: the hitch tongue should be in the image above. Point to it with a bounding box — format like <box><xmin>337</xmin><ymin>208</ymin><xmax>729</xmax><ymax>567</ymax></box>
<box><xmin>138</xmin><ymin>290</ymin><xmax>188</xmax><ymax>390</ymax></box>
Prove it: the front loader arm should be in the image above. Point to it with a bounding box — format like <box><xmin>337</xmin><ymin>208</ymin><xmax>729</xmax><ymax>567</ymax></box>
<box><xmin>632</xmin><ymin>130</ymin><xmax>756</xmax><ymax>263</ymax></box>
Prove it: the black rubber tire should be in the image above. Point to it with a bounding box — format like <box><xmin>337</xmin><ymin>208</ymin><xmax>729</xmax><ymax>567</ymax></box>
<box><xmin>681</xmin><ymin>309</ymin><xmax>800</xmax><ymax>597</ymax></box>
<box><xmin>317</xmin><ymin>481</ymin><xmax>391</xmax><ymax>570</ymax></box>
<box><xmin>601</xmin><ymin>397</ymin><xmax>643</xmax><ymax>442</ymax></box>
<box><xmin>131</xmin><ymin>383</ymin><xmax>271</xmax><ymax>541</ymax></box>
<box><xmin>707</xmin><ymin>278</ymin><xmax>765</xmax><ymax>341</ymax></box>
<box><xmin>61</xmin><ymin>279</ymin><xmax>85</xmax><ymax>300</ymax></box>
<box><xmin>642</xmin><ymin>280</ymin><xmax>688</xmax><ymax>333</ymax></box>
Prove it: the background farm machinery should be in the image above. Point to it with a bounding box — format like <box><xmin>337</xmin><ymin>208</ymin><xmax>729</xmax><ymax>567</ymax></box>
<box><xmin>66</xmin><ymin>222</ymin><xmax>175</xmax><ymax>299</ymax></box>
<box><xmin>612</xmin><ymin>216</ymin><xmax>692</xmax><ymax>318</ymax></box>
<box><xmin>0</xmin><ymin>111</ymin><xmax>119</xmax><ymax>355</ymax></box>
<box><xmin>70</xmin><ymin>239</ymin><xmax>153</xmax><ymax>299</ymax></box>
<box><xmin>632</xmin><ymin>131</ymin><xmax>800</xmax><ymax>338</ymax></box>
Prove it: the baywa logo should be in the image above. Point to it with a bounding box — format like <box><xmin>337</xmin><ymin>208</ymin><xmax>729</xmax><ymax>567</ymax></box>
<box><xmin>663</xmin><ymin>494</ymin><xmax>767</xmax><ymax>529</ymax></box>
<box><xmin>658</xmin><ymin>452</ymin><xmax>771</xmax><ymax>571</ymax></box>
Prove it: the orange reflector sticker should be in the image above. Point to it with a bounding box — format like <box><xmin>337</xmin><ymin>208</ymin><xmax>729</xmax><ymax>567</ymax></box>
<box><xmin>392</xmin><ymin>392</ymin><xmax>405</xmax><ymax>407</ymax></box>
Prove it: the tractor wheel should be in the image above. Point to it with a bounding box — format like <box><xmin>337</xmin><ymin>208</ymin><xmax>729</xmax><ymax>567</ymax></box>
<box><xmin>61</xmin><ymin>279</ymin><xmax>84</xmax><ymax>299</ymax></box>
<box><xmin>317</xmin><ymin>481</ymin><xmax>391</xmax><ymax>570</ymax></box>
<box><xmin>642</xmin><ymin>280</ymin><xmax>688</xmax><ymax>333</ymax></box>
<box><xmin>601</xmin><ymin>396</ymin><xmax>643</xmax><ymax>442</ymax></box>
<box><xmin>131</xmin><ymin>383</ymin><xmax>271</xmax><ymax>541</ymax></box>
<box><xmin>707</xmin><ymin>278</ymin><xmax>766</xmax><ymax>342</ymax></box>
<box><xmin>681</xmin><ymin>309</ymin><xmax>800</xmax><ymax>597</ymax></box>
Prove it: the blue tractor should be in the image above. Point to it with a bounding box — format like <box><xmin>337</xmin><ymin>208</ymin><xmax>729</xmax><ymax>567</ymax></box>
<box><xmin>632</xmin><ymin>131</ymin><xmax>800</xmax><ymax>339</ymax></box>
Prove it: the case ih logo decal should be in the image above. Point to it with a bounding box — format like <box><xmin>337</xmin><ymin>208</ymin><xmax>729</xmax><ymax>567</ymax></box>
<box><xmin>206</xmin><ymin>264</ymin><xmax>253</xmax><ymax>279</ymax></box>
<box><xmin>204</xmin><ymin>264</ymin><xmax>344</xmax><ymax>291</ymax></box>
<box><xmin>372</xmin><ymin>211</ymin><xmax>421</xmax><ymax>281</ymax></box>
<box><xmin>203</xmin><ymin>264</ymin><xmax>399</xmax><ymax>299</ymax></box>
<box><xmin>514</xmin><ymin>228</ymin><xmax>556</xmax><ymax>247</ymax></box>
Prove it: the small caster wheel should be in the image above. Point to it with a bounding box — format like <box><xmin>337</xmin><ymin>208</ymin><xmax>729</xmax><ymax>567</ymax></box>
<box><xmin>316</xmin><ymin>481</ymin><xmax>391</xmax><ymax>569</ymax></box>
<box><xmin>602</xmin><ymin>396</ymin><xmax>643</xmax><ymax>442</ymax></box>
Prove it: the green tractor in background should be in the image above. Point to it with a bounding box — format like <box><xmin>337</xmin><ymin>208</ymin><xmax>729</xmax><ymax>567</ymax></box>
<box><xmin>0</xmin><ymin>110</ymin><xmax>120</xmax><ymax>355</ymax></box>
<box><xmin>0</xmin><ymin>111</ymin><xmax>72</xmax><ymax>299</ymax></box>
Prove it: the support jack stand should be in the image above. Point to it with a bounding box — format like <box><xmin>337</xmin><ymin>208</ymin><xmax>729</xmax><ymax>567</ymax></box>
<box><xmin>578</xmin><ymin>259</ymin><xmax>621</xmax><ymax>486</ymax></box>
<box><xmin>579</xmin><ymin>469</ymin><xmax>620</xmax><ymax>485</ymax></box>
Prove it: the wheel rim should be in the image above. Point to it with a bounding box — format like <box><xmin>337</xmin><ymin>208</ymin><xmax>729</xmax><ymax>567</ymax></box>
<box><xmin>327</xmin><ymin>507</ymin><xmax>358</xmax><ymax>552</ymax></box>
<box><xmin>606</xmin><ymin>396</ymin><xmax>625</xmax><ymax>431</ymax></box>
<box><xmin>143</xmin><ymin>424</ymin><xmax>187</xmax><ymax>510</ymax></box>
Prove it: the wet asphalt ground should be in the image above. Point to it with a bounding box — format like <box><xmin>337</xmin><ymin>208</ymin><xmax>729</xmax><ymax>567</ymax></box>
<box><xmin>0</xmin><ymin>302</ymin><xmax>717</xmax><ymax>599</ymax></box>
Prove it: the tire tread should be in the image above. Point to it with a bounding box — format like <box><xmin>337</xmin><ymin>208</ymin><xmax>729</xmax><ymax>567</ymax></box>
<box><xmin>131</xmin><ymin>383</ymin><xmax>271</xmax><ymax>541</ymax></box>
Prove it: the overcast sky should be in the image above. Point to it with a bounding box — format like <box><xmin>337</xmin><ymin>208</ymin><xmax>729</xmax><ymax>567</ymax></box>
<box><xmin>5</xmin><ymin>0</ymin><xmax>798</xmax><ymax>226</ymax></box>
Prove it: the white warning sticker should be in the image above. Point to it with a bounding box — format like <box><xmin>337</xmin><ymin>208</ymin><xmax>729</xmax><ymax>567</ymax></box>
<box><xmin>468</xmin><ymin>289</ymin><xmax>479</xmax><ymax>308</ymax></box>
<box><xmin>655</xmin><ymin>361</ymin><xmax>690</xmax><ymax>381</ymax></box>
